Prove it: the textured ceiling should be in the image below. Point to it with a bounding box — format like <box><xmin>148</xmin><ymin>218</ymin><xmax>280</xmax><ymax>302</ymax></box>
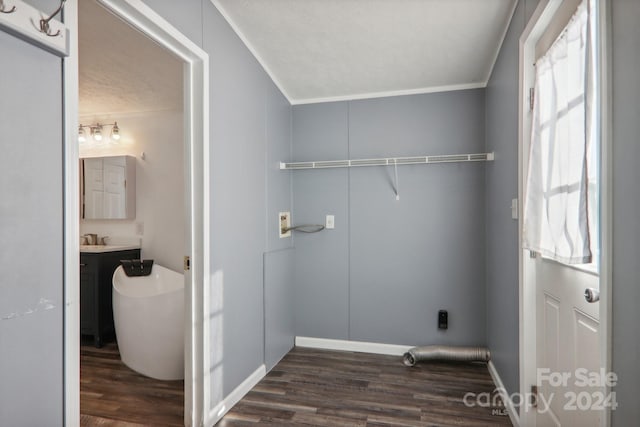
<box><xmin>214</xmin><ymin>0</ymin><xmax>517</xmax><ymax>104</ymax></box>
<box><xmin>79</xmin><ymin>0</ymin><xmax>183</xmax><ymax>116</ymax></box>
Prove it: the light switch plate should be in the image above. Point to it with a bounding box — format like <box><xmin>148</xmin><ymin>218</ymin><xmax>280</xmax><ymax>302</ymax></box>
<box><xmin>511</xmin><ymin>199</ymin><xmax>518</xmax><ymax>220</ymax></box>
<box><xmin>326</xmin><ymin>215</ymin><xmax>335</xmax><ymax>229</ymax></box>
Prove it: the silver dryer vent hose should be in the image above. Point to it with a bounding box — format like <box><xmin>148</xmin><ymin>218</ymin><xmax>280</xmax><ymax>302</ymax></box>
<box><xmin>402</xmin><ymin>345</ymin><xmax>491</xmax><ymax>367</ymax></box>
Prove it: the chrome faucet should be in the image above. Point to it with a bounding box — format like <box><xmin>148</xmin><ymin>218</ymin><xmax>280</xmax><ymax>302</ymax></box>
<box><xmin>82</xmin><ymin>233</ymin><xmax>98</xmax><ymax>245</ymax></box>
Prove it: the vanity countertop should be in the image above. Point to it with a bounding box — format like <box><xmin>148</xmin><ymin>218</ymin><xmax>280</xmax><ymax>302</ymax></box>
<box><xmin>80</xmin><ymin>245</ymin><xmax>141</xmax><ymax>253</ymax></box>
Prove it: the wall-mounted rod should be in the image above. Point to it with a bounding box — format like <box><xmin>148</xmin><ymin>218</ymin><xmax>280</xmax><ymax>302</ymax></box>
<box><xmin>280</xmin><ymin>152</ymin><xmax>494</xmax><ymax>170</ymax></box>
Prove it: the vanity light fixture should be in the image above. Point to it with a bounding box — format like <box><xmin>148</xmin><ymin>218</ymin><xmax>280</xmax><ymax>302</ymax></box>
<box><xmin>110</xmin><ymin>122</ymin><xmax>120</xmax><ymax>141</ymax></box>
<box><xmin>77</xmin><ymin>122</ymin><xmax>122</xmax><ymax>143</ymax></box>
<box><xmin>78</xmin><ymin>125</ymin><xmax>87</xmax><ymax>143</ymax></box>
<box><xmin>93</xmin><ymin>125</ymin><xmax>103</xmax><ymax>141</ymax></box>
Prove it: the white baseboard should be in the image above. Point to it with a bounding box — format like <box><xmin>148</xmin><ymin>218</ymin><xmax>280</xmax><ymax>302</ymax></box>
<box><xmin>295</xmin><ymin>336</ymin><xmax>412</xmax><ymax>356</ymax></box>
<box><xmin>488</xmin><ymin>361</ymin><xmax>520</xmax><ymax>427</ymax></box>
<box><xmin>206</xmin><ymin>364</ymin><xmax>266</xmax><ymax>426</ymax></box>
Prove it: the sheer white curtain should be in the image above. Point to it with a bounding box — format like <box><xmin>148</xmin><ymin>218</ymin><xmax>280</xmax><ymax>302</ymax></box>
<box><xmin>523</xmin><ymin>0</ymin><xmax>595</xmax><ymax>264</ymax></box>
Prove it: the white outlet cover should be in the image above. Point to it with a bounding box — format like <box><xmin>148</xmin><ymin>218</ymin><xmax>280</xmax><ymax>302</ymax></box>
<box><xmin>326</xmin><ymin>215</ymin><xmax>335</xmax><ymax>229</ymax></box>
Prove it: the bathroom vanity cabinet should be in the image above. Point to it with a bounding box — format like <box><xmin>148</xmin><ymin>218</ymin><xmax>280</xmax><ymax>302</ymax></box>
<box><xmin>80</xmin><ymin>248</ymin><xmax>140</xmax><ymax>347</ymax></box>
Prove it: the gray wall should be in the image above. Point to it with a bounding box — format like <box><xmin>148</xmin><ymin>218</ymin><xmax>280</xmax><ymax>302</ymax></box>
<box><xmin>610</xmin><ymin>0</ymin><xmax>640</xmax><ymax>424</ymax></box>
<box><xmin>135</xmin><ymin>0</ymin><xmax>296</xmax><ymax>399</ymax></box>
<box><xmin>292</xmin><ymin>91</ymin><xmax>487</xmax><ymax>347</ymax></box>
<box><xmin>484</xmin><ymin>0</ymin><xmax>538</xmax><ymax>397</ymax></box>
<box><xmin>264</xmin><ymin>248</ymin><xmax>294</xmax><ymax>371</ymax></box>
<box><xmin>292</xmin><ymin>103</ymin><xmax>350</xmax><ymax>339</ymax></box>
<box><xmin>0</xmin><ymin>0</ymin><xmax>63</xmax><ymax>424</ymax></box>
<box><xmin>264</xmin><ymin>78</ymin><xmax>295</xmax><ymax>371</ymax></box>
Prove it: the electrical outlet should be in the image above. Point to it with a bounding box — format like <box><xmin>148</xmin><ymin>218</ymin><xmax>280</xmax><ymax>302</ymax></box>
<box><xmin>279</xmin><ymin>212</ymin><xmax>291</xmax><ymax>238</ymax></box>
<box><xmin>438</xmin><ymin>310</ymin><xmax>448</xmax><ymax>330</ymax></box>
<box><xmin>326</xmin><ymin>215</ymin><xmax>335</xmax><ymax>229</ymax></box>
<box><xmin>136</xmin><ymin>221</ymin><xmax>144</xmax><ymax>236</ymax></box>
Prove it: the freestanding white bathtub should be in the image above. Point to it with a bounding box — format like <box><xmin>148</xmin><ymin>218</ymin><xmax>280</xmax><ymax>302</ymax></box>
<box><xmin>112</xmin><ymin>264</ymin><xmax>184</xmax><ymax>380</ymax></box>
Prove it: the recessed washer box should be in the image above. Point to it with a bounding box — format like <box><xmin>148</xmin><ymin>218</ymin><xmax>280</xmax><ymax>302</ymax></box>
<box><xmin>279</xmin><ymin>212</ymin><xmax>291</xmax><ymax>238</ymax></box>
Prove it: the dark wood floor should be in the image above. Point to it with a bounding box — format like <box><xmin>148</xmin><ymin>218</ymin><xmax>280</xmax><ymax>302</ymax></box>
<box><xmin>80</xmin><ymin>342</ymin><xmax>184</xmax><ymax>426</ymax></box>
<box><xmin>216</xmin><ymin>347</ymin><xmax>512</xmax><ymax>426</ymax></box>
<box><xmin>81</xmin><ymin>344</ymin><xmax>510</xmax><ymax>426</ymax></box>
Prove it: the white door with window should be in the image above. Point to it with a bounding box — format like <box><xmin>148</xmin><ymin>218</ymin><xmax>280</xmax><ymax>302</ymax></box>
<box><xmin>522</xmin><ymin>0</ymin><xmax>604</xmax><ymax>425</ymax></box>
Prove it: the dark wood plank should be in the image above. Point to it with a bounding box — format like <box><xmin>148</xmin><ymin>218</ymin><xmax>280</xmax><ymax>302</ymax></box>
<box><xmin>80</xmin><ymin>342</ymin><xmax>184</xmax><ymax>426</ymax></box>
<box><xmin>80</xmin><ymin>414</ymin><xmax>147</xmax><ymax>427</ymax></box>
<box><xmin>82</xmin><ymin>344</ymin><xmax>511</xmax><ymax>426</ymax></box>
<box><xmin>216</xmin><ymin>347</ymin><xmax>512</xmax><ymax>426</ymax></box>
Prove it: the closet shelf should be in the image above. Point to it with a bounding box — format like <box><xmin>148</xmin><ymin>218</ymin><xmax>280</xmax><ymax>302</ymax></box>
<box><xmin>280</xmin><ymin>152</ymin><xmax>494</xmax><ymax>170</ymax></box>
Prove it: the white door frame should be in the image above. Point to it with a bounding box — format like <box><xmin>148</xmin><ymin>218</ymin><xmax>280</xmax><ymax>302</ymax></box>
<box><xmin>63</xmin><ymin>1</ymin><xmax>211</xmax><ymax>425</ymax></box>
<box><xmin>517</xmin><ymin>0</ymin><xmax>612</xmax><ymax>426</ymax></box>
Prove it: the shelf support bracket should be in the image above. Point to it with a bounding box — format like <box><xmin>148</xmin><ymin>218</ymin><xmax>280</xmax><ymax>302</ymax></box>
<box><xmin>392</xmin><ymin>160</ymin><xmax>399</xmax><ymax>201</ymax></box>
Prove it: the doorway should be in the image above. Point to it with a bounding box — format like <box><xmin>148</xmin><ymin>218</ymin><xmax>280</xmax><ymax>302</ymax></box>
<box><xmin>78</xmin><ymin>0</ymin><xmax>184</xmax><ymax>423</ymax></box>
<box><xmin>518</xmin><ymin>0</ymin><xmax>611</xmax><ymax>426</ymax></box>
<box><xmin>64</xmin><ymin>1</ymin><xmax>210</xmax><ymax>425</ymax></box>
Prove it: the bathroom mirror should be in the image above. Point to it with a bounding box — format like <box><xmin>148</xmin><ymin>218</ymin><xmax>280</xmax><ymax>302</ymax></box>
<box><xmin>80</xmin><ymin>155</ymin><xmax>136</xmax><ymax>220</ymax></box>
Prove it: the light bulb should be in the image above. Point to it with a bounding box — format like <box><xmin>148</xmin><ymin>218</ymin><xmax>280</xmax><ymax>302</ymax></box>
<box><xmin>93</xmin><ymin>126</ymin><xmax>103</xmax><ymax>142</ymax></box>
<box><xmin>111</xmin><ymin>122</ymin><xmax>120</xmax><ymax>141</ymax></box>
<box><xmin>78</xmin><ymin>126</ymin><xmax>86</xmax><ymax>143</ymax></box>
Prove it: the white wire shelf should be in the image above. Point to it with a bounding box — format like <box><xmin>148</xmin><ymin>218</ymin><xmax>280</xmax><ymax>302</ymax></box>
<box><xmin>280</xmin><ymin>152</ymin><xmax>494</xmax><ymax>170</ymax></box>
